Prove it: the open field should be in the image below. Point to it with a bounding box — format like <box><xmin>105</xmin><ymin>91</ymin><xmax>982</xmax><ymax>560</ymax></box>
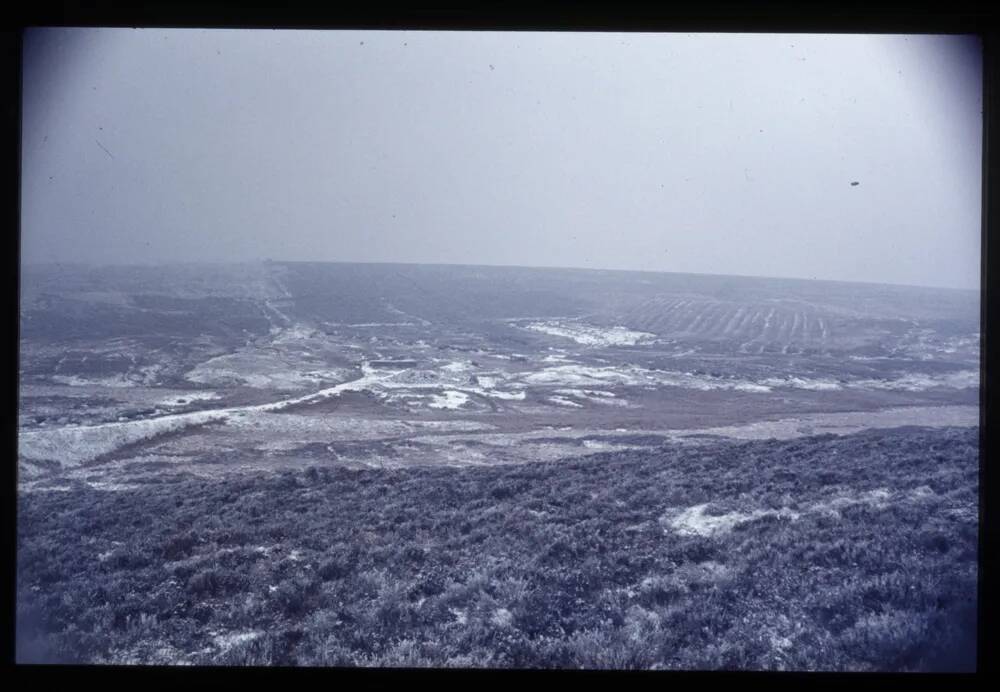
<box><xmin>17</xmin><ymin>262</ymin><xmax>980</xmax><ymax>669</ymax></box>
<box><xmin>19</xmin><ymin>262</ymin><xmax>979</xmax><ymax>478</ymax></box>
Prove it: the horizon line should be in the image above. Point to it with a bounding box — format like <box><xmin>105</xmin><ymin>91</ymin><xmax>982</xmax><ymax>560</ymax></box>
<box><xmin>19</xmin><ymin>258</ymin><xmax>981</xmax><ymax>293</ymax></box>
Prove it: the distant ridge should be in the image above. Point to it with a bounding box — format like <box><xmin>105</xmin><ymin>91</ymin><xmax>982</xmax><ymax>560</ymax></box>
<box><xmin>21</xmin><ymin>258</ymin><xmax>979</xmax><ymax>293</ymax></box>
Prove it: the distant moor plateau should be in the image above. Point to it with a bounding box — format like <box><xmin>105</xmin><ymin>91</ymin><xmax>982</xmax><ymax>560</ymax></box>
<box><xmin>18</xmin><ymin>261</ymin><xmax>979</xmax><ymax>488</ymax></box>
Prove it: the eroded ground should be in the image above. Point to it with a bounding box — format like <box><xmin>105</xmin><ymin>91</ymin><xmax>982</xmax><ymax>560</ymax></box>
<box><xmin>19</xmin><ymin>262</ymin><xmax>979</xmax><ymax>488</ymax></box>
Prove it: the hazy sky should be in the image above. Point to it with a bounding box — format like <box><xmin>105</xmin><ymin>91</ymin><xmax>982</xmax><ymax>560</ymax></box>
<box><xmin>21</xmin><ymin>29</ymin><xmax>982</xmax><ymax>289</ymax></box>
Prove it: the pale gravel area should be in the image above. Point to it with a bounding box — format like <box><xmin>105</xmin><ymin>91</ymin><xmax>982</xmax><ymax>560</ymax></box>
<box><xmin>663</xmin><ymin>487</ymin><xmax>926</xmax><ymax>538</ymax></box>
<box><xmin>21</xmin><ymin>402</ymin><xmax>977</xmax><ymax>485</ymax></box>
<box><xmin>18</xmin><ymin>325</ymin><xmax>979</xmax><ymax>485</ymax></box>
<box><xmin>674</xmin><ymin>405</ymin><xmax>978</xmax><ymax>441</ymax></box>
<box><xmin>522</xmin><ymin>321</ymin><xmax>658</xmax><ymax>347</ymax></box>
<box><xmin>211</xmin><ymin>631</ymin><xmax>263</xmax><ymax>652</ymax></box>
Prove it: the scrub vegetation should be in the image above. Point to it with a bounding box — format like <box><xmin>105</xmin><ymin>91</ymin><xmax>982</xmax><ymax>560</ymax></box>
<box><xmin>17</xmin><ymin>425</ymin><xmax>978</xmax><ymax>670</ymax></box>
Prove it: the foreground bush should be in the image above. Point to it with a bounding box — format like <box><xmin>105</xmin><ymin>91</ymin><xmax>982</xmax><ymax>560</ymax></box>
<box><xmin>16</xmin><ymin>426</ymin><xmax>979</xmax><ymax>670</ymax></box>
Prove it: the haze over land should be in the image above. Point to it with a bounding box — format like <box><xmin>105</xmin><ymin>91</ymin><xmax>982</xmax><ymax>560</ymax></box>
<box><xmin>21</xmin><ymin>30</ymin><xmax>981</xmax><ymax>289</ymax></box>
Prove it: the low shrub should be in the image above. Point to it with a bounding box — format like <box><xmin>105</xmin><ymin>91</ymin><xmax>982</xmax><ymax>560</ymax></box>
<box><xmin>272</xmin><ymin>578</ymin><xmax>313</xmax><ymax>616</ymax></box>
<box><xmin>186</xmin><ymin>568</ymin><xmax>248</xmax><ymax>597</ymax></box>
<box><xmin>16</xmin><ymin>426</ymin><xmax>979</xmax><ymax>670</ymax></box>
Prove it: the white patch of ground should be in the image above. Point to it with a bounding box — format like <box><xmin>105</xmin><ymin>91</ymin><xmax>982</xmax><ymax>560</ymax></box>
<box><xmin>417</xmin><ymin>420</ymin><xmax>495</xmax><ymax>432</ymax></box>
<box><xmin>761</xmin><ymin>376</ymin><xmax>843</xmax><ymax>391</ymax></box>
<box><xmin>522</xmin><ymin>364</ymin><xmax>644</xmax><ymax>387</ymax></box>
<box><xmin>18</xmin><ymin>482</ymin><xmax>75</xmax><ymax>493</ymax></box>
<box><xmin>944</xmin><ymin>506</ymin><xmax>978</xmax><ymax>523</ymax></box>
<box><xmin>521</xmin><ymin>364</ymin><xmax>769</xmax><ymax>392</ymax></box>
<box><xmin>582</xmin><ymin>439</ymin><xmax>635</xmax><ymax>453</ymax></box>
<box><xmin>51</xmin><ymin>374</ymin><xmax>138</xmax><ymax>388</ymax></box>
<box><xmin>226</xmin><ymin>412</ymin><xmax>413</xmax><ymax>437</ymax></box>
<box><xmin>253</xmin><ymin>361</ymin><xmax>393</xmax><ymax>411</ymax></box>
<box><xmin>555</xmin><ymin>388</ymin><xmax>616</xmax><ymax>398</ymax></box>
<box><xmin>478</xmin><ymin>388</ymin><xmax>526</xmax><ymax>400</ymax></box>
<box><xmin>770</xmin><ymin>635</ymin><xmax>793</xmax><ymax>651</ymax></box>
<box><xmin>86</xmin><ymin>480</ymin><xmax>143</xmax><ymax>492</ymax></box>
<box><xmin>553</xmin><ymin>388</ymin><xmax>628</xmax><ymax>407</ymax></box>
<box><xmin>523</xmin><ymin>321</ymin><xmax>657</xmax><ymax>347</ymax></box>
<box><xmin>391</xmin><ymin>403</ymin><xmax>977</xmax><ymax>469</ymax></box>
<box><xmin>376</xmin><ymin>367</ymin><xmax>524</xmax><ymax>402</ymax></box>
<box><xmin>18</xmin><ymin>462</ymin><xmax>49</xmax><ymax>480</ymax></box>
<box><xmin>521</xmin><ymin>361</ymin><xmax>977</xmax><ymax>394</ymax></box>
<box><xmin>183</xmin><ymin>326</ymin><xmax>352</xmax><ymax>390</ymax></box>
<box><xmin>664</xmin><ymin>488</ymin><xmax>897</xmax><ymax>537</ymax></box>
<box><xmin>380</xmin><ymin>369</ymin><xmax>445</xmax><ymax>387</ymax></box>
<box><xmin>491</xmin><ymin>608</ymin><xmax>513</xmax><ymax>627</ymax></box>
<box><xmin>330</xmin><ymin>322</ymin><xmax>416</xmax><ymax>328</ymax></box>
<box><xmin>220</xmin><ymin>413</ymin><xmax>493</xmax><ymax>453</ymax></box>
<box><xmin>212</xmin><ymin>630</ymin><xmax>263</xmax><ymax>651</ymax></box>
<box><xmin>852</xmin><ymin>369</ymin><xmax>979</xmax><ymax>392</ymax></box>
<box><xmin>805</xmin><ymin>488</ymin><xmax>893</xmax><ymax>517</ymax></box>
<box><xmin>158</xmin><ymin>391</ymin><xmax>222</xmax><ymax>408</ymax></box>
<box><xmin>690</xmin><ymin>560</ymin><xmax>730</xmax><ymax>580</ymax></box>
<box><xmin>549</xmin><ymin>396</ymin><xmax>584</xmax><ymax>408</ymax></box>
<box><xmin>185</xmin><ymin>356</ymin><xmax>349</xmax><ymax>390</ymax></box>
<box><xmin>384</xmin><ymin>392</ymin><xmax>427</xmax><ymax>408</ymax></box>
<box><xmin>377</xmin><ymin>374</ymin><xmax>526</xmax><ymax>403</ymax></box>
<box><xmin>732</xmin><ymin>382</ymin><xmax>774</xmax><ymax>393</ymax></box>
<box><xmin>18</xmin><ymin>408</ymin><xmax>230</xmax><ymax>469</ymax></box>
<box><xmin>673</xmin><ymin>405</ymin><xmax>979</xmax><ymax>442</ymax></box>
<box><xmin>404</xmin><ymin>428</ymin><xmax>658</xmax><ymax>467</ymax></box>
<box><xmin>908</xmin><ymin>485</ymin><xmax>937</xmax><ymax>501</ymax></box>
<box><xmin>899</xmin><ymin>331</ymin><xmax>979</xmax><ymax>361</ymax></box>
<box><xmin>664</xmin><ymin>503</ymin><xmax>801</xmax><ymax>537</ymax></box>
<box><xmin>440</xmin><ymin>361</ymin><xmax>472</xmax><ymax>373</ymax></box>
<box><xmin>428</xmin><ymin>391</ymin><xmax>470</xmax><ymax>410</ymax></box>
<box><xmin>19</xmin><ymin>363</ymin><xmax>404</xmax><ymax>469</ymax></box>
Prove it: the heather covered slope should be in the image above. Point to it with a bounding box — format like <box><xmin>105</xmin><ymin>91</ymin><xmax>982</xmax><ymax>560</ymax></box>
<box><xmin>17</xmin><ymin>426</ymin><xmax>978</xmax><ymax>670</ymax></box>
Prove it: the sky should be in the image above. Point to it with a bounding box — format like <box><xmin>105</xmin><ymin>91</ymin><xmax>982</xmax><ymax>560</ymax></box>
<box><xmin>21</xmin><ymin>29</ymin><xmax>982</xmax><ymax>289</ymax></box>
